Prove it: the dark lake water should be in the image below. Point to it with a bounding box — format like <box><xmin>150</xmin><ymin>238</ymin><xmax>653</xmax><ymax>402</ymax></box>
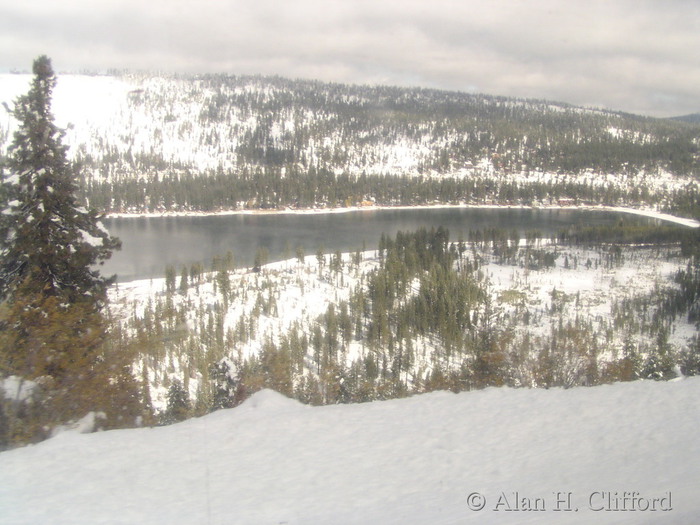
<box><xmin>102</xmin><ymin>207</ymin><xmax>661</xmax><ymax>282</ymax></box>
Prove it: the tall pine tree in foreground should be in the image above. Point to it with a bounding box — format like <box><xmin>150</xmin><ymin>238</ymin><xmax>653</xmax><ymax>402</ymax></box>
<box><xmin>0</xmin><ymin>56</ymin><xmax>141</xmax><ymax>445</ymax></box>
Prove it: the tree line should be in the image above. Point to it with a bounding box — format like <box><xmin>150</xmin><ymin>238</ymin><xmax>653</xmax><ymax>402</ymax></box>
<box><xmin>80</xmin><ymin>165</ymin><xmax>692</xmax><ymax>215</ymax></box>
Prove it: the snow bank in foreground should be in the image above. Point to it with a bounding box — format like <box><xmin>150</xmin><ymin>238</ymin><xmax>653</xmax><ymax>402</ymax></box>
<box><xmin>1</xmin><ymin>379</ymin><xmax>699</xmax><ymax>524</ymax></box>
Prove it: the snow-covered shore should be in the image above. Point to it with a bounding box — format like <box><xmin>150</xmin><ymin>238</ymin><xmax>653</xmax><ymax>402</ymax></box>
<box><xmin>1</xmin><ymin>378</ymin><xmax>698</xmax><ymax>524</ymax></box>
<box><xmin>106</xmin><ymin>203</ymin><xmax>700</xmax><ymax>228</ymax></box>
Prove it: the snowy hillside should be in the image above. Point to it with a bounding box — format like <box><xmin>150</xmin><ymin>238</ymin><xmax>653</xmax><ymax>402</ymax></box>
<box><xmin>2</xmin><ymin>72</ymin><xmax>699</xmax><ymax>214</ymax></box>
<box><xmin>108</xmin><ymin>231</ymin><xmax>698</xmax><ymax>413</ymax></box>
<box><xmin>1</xmin><ymin>378</ymin><xmax>698</xmax><ymax>524</ymax></box>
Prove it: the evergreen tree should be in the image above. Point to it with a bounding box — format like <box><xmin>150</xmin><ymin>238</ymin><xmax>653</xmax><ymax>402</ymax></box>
<box><xmin>165</xmin><ymin>264</ymin><xmax>176</xmax><ymax>293</ymax></box>
<box><xmin>163</xmin><ymin>379</ymin><xmax>190</xmax><ymax>424</ymax></box>
<box><xmin>0</xmin><ymin>57</ymin><xmax>136</xmax><ymax>440</ymax></box>
<box><xmin>210</xmin><ymin>359</ymin><xmax>238</xmax><ymax>410</ymax></box>
<box><xmin>0</xmin><ymin>56</ymin><xmax>120</xmax><ymax>304</ymax></box>
<box><xmin>179</xmin><ymin>265</ymin><xmax>189</xmax><ymax>294</ymax></box>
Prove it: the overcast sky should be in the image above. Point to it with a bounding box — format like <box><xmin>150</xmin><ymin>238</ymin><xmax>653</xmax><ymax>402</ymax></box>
<box><xmin>1</xmin><ymin>0</ymin><xmax>698</xmax><ymax>117</ymax></box>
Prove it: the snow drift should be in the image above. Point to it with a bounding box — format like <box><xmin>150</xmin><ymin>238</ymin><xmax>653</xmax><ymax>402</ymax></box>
<box><xmin>1</xmin><ymin>379</ymin><xmax>699</xmax><ymax>524</ymax></box>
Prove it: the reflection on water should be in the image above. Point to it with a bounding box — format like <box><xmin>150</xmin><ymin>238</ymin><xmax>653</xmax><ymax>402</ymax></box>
<box><xmin>102</xmin><ymin>207</ymin><xmax>658</xmax><ymax>282</ymax></box>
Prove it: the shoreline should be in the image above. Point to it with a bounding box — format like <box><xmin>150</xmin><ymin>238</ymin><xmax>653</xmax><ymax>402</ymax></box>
<box><xmin>106</xmin><ymin>203</ymin><xmax>700</xmax><ymax>228</ymax></box>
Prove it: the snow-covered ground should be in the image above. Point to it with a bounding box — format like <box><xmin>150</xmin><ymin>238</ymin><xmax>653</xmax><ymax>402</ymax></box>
<box><xmin>108</xmin><ymin>237</ymin><xmax>697</xmax><ymax>410</ymax></box>
<box><xmin>1</xmin><ymin>378</ymin><xmax>698</xmax><ymax>524</ymax></box>
<box><xmin>488</xmin><ymin>243</ymin><xmax>697</xmax><ymax>342</ymax></box>
<box><xmin>2</xmin><ymin>72</ymin><xmax>699</xmax><ymax>205</ymax></box>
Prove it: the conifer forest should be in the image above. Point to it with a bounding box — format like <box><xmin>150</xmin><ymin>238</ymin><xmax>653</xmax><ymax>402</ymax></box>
<box><xmin>1</xmin><ymin>59</ymin><xmax>700</xmax><ymax>448</ymax></box>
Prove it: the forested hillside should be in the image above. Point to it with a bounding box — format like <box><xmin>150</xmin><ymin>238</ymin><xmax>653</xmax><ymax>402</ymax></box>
<box><xmin>105</xmin><ymin>225</ymin><xmax>700</xmax><ymax>416</ymax></box>
<box><xmin>1</xmin><ymin>73</ymin><xmax>699</xmax><ymax>216</ymax></box>
<box><xmin>2</xmin><ymin>64</ymin><xmax>700</xmax><ymax>446</ymax></box>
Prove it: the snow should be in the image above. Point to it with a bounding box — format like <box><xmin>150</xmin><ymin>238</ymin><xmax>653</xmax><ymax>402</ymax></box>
<box><xmin>0</xmin><ymin>376</ymin><xmax>36</xmax><ymax>403</ymax></box>
<box><xmin>4</xmin><ymin>173</ymin><xmax>19</xmax><ymax>186</ymax></box>
<box><xmin>1</xmin><ymin>379</ymin><xmax>699</xmax><ymax>523</ymax></box>
<box><xmin>80</xmin><ymin>231</ymin><xmax>102</xmax><ymax>247</ymax></box>
<box><xmin>108</xmin><ymin>227</ymin><xmax>697</xmax><ymax>410</ymax></box>
<box><xmin>96</xmin><ymin>221</ymin><xmax>110</xmax><ymax>236</ymax></box>
<box><xmin>110</xmin><ymin>251</ymin><xmax>367</xmax><ymax>407</ymax></box>
<box><xmin>50</xmin><ymin>412</ymin><xmax>107</xmax><ymax>438</ymax></box>
<box><xmin>2</xmin><ymin>72</ymin><xmax>699</xmax><ymax>204</ymax></box>
<box><xmin>483</xmin><ymin>243</ymin><xmax>694</xmax><ymax>354</ymax></box>
<box><xmin>106</xmin><ymin>203</ymin><xmax>700</xmax><ymax>228</ymax></box>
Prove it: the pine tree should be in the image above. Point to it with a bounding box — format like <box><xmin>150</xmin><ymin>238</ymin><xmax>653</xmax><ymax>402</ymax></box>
<box><xmin>0</xmin><ymin>56</ymin><xmax>120</xmax><ymax>303</ymax></box>
<box><xmin>165</xmin><ymin>264</ymin><xmax>176</xmax><ymax>293</ymax></box>
<box><xmin>163</xmin><ymin>379</ymin><xmax>190</xmax><ymax>424</ymax></box>
<box><xmin>210</xmin><ymin>359</ymin><xmax>238</xmax><ymax>410</ymax></box>
<box><xmin>0</xmin><ymin>57</ymin><xmax>137</xmax><ymax>439</ymax></box>
<box><xmin>178</xmin><ymin>265</ymin><xmax>189</xmax><ymax>294</ymax></box>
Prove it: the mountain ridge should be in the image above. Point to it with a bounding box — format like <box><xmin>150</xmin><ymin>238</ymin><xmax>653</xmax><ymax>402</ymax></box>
<box><xmin>671</xmin><ymin>113</ymin><xmax>700</xmax><ymax>124</ymax></box>
<box><xmin>1</xmin><ymin>72</ymin><xmax>699</xmax><ymax>215</ymax></box>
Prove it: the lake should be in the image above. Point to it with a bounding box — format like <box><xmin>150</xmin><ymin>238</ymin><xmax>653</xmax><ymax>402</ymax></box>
<box><xmin>102</xmin><ymin>207</ymin><xmax>661</xmax><ymax>282</ymax></box>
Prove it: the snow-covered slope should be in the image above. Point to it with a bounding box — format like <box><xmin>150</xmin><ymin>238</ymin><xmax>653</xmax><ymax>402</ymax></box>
<box><xmin>2</xmin><ymin>72</ymin><xmax>698</xmax><ymax>205</ymax></box>
<box><xmin>1</xmin><ymin>378</ymin><xmax>698</xmax><ymax>524</ymax></box>
<box><xmin>109</xmin><ymin>240</ymin><xmax>696</xmax><ymax>411</ymax></box>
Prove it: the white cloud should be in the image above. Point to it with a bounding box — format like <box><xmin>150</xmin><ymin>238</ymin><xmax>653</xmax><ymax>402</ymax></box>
<box><xmin>0</xmin><ymin>0</ymin><xmax>698</xmax><ymax>116</ymax></box>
